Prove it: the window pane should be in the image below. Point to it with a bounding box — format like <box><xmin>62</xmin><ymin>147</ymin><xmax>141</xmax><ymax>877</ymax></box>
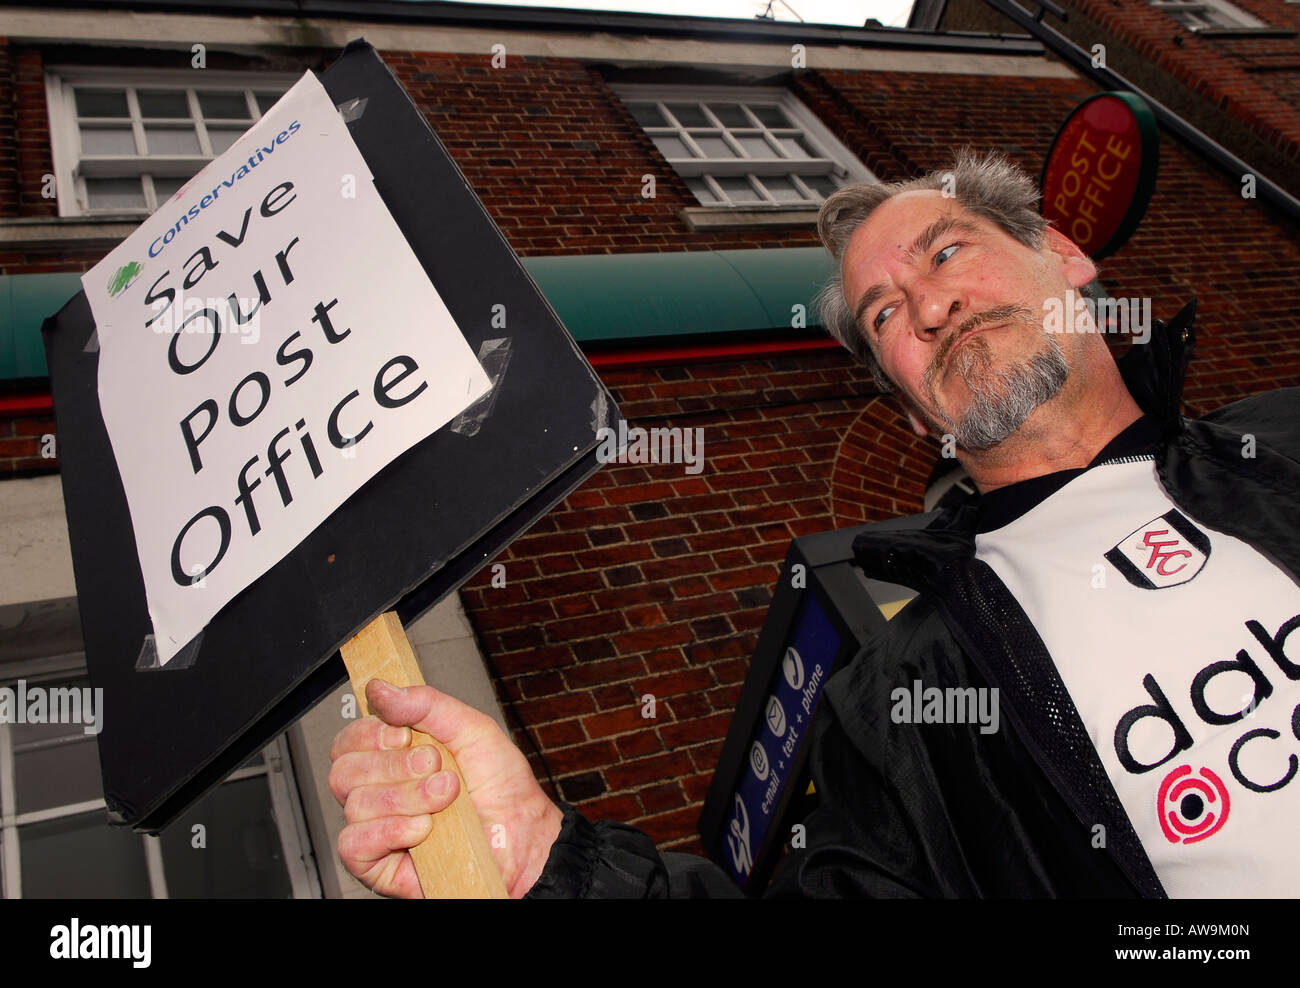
<box><xmin>158</xmin><ymin>776</ymin><xmax>293</xmax><ymax>898</ymax></box>
<box><xmin>666</xmin><ymin>102</ymin><xmax>709</xmax><ymax>126</ymax></box>
<box><xmin>686</xmin><ymin>177</ymin><xmax>718</xmax><ymax>204</ymax></box>
<box><xmin>198</xmin><ymin>91</ymin><xmax>251</xmax><ymax>119</ymax></box>
<box><xmin>208</xmin><ymin>126</ymin><xmax>245</xmax><ymax>154</ymax></box>
<box><xmin>756</xmin><ymin>175</ymin><xmax>805</xmax><ymax>202</ymax></box>
<box><xmin>750</xmin><ymin>105</ymin><xmax>789</xmax><ymax>127</ymax></box>
<box><xmin>255</xmin><ymin>91</ymin><xmax>286</xmax><ymax>114</ymax></box>
<box><xmin>74</xmin><ymin>89</ymin><xmax>129</xmax><ymax>118</ymax></box>
<box><xmin>692</xmin><ymin>134</ymin><xmax>736</xmax><ymax>159</ymax></box>
<box><xmin>19</xmin><ymin>811</ymin><xmax>151</xmax><ymax>898</ymax></box>
<box><xmin>651</xmin><ymin>134</ymin><xmax>691</xmax><ymax>159</ymax></box>
<box><xmin>628</xmin><ymin>103</ymin><xmax>665</xmax><ymax>127</ymax></box>
<box><xmin>778</xmin><ymin>135</ymin><xmax>814</xmax><ymax>159</ymax></box>
<box><xmin>145</xmin><ymin>126</ymin><xmax>201</xmax><ymax>155</ymax></box>
<box><xmin>80</xmin><ymin>126</ymin><xmax>135</xmax><ymax>155</ymax></box>
<box><xmin>138</xmin><ymin>90</ymin><xmax>191</xmax><ymax>118</ymax></box>
<box><xmin>14</xmin><ymin>735</ymin><xmax>103</xmax><ymax>813</ymax></box>
<box><xmin>803</xmin><ymin>173</ymin><xmax>841</xmax><ymax>198</ymax></box>
<box><xmin>708</xmin><ymin>103</ymin><xmax>749</xmax><ymax>127</ymax></box>
<box><xmin>152</xmin><ymin>175</ymin><xmax>189</xmax><ymax>202</ymax></box>
<box><xmin>86</xmin><ymin>177</ymin><xmax>147</xmax><ymax>211</ymax></box>
<box><xmin>717</xmin><ymin>176</ymin><xmax>761</xmax><ymax>203</ymax></box>
<box><xmin>736</xmin><ymin>134</ymin><xmax>775</xmax><ymax>158</ymax></box>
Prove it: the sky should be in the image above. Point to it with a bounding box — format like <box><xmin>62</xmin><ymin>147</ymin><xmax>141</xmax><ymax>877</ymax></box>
<box><xmin>417</xmin><ymin>0</ymin><xmax>918</xmax><ymax>29</ymax></box>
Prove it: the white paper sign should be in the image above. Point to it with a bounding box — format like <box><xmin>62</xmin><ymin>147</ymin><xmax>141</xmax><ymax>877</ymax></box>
<box><xmin>83</xmin><ymin>72</ymin><xmax>491</xmax><ymax>665</ymax></box>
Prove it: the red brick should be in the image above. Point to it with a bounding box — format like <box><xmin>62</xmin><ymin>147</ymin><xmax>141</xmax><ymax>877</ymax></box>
<box><xmin>664</xmin><ymin>692</ymin><xmax>713</xmax><ymax>721</ymax></box>
<box><xmin>660</xmin><ymin>711</ymin><xmax>732</xmax><ymax>748</ymax></box>
<box><xmin>562</xmin><ymin>655</ymin><xmax>647</xmax><ymax>690</ymax></box>
<box><xmin>612</xmin><ymin>624</ymin><xmax>692</xmax><ymax>653</ymax></box>
<box><xmin>518</xmin><ymin>670</ymin><xmax>566</xmax><ymax>698</ymax></box>
<box><xmin>514</xmin><ymin>691</ymin><xmax>595</xmax><ymax>724</ymax></box>
<box><xmin>641</xmin><ymin>666</ymin><xmax>715</xmax><ymax>698</ymax></box>
<box><xmin>571</xmin><ymin>793</ymin><xmax>641</xmax><ymax>822</ymax></box>
<box><xmin>471</xmin><ymin>599</ymin><xmax>557</xmax><ymax>631</ymax></box>
<box><xmin>636</xmin><ymin>780</ymin><xmax>686</xmax><ymax>814</ymax></box>
<box><xmin>536</xmin><ymin>719</ymin><xmax>586</xmax><ymax>748</ymax></box>
<box><xmin>631</xmin><ymin>806</ymin><xmax>700</xmax><ymax>844</ymax></box>
<box><xmin>0</xmin><ymin>438</ymin><xmax>39</xmax><ymax>457</ymax></box>
<box><xmin>708</xmin><ymin>565</ymin><xmax>776</xmax><ymax>592</ymax></box>
<box><xmin>605</xmin><ymin>749</ymin><xmax>695</xmax><ymax>791</ymax></box>
<box><xmin>489</xmin><ymin>644</ymin><xmax>574</xmax><ymax>677</ymax></box>
<box><xmin>544</xmin><ymin>610</ymin><xmax>626</xmax><ymax>641</ymax></box>
<box><xmin>545</xmin><ymin>739</ymin><xmax>617</xmax><ymax>774</ymax></box>
<box><xmin>581</xmin><ymin>704</ymin><xmax>648</xmax><ymax>739</ymax></box>
<box><xmin>603</xmin><ymin>481</ymin><xmax>677</xmax><ymax>505</ymax></box>
<box><xmin>616</xmin><ymin>730</ymin><xmax>665</xmax><ymax>760</ymax></box>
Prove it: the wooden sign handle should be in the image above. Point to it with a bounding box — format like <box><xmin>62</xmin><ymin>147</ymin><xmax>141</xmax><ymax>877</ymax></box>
<box><xmin>340</xmin><ymin>611</ymin><xmax>509</xmax><ymax>899</ymax></box>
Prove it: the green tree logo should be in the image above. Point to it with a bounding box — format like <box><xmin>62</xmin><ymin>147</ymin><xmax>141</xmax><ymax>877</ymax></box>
<box><xmin>107</xmin><ymin>260</ymin><xmax>143</xmax><ymax>298</ymax></box>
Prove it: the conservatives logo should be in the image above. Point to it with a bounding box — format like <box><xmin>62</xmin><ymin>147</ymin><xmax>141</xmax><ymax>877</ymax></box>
<box><xmin>107</xmin><ymin>260</ymin><xmax>143</xmax><ymax>299</ymax></box>
<box><xmin>146</xmin><ymin>118</ymin><xmax>302</xmax><ymax>260</ymax></box>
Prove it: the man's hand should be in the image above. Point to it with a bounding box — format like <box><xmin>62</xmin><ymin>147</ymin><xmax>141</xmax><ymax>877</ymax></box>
<box><xmin>328</xmin><ymin>679</ymin><xmax>563</xmax><ymax>899</ymax></box>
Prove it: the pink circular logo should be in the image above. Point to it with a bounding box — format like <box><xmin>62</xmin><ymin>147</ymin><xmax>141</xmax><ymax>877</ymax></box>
<box><xmin>1157</xmin><ymin>765</ymin><xmax>1230</xmax><ymax>844</ymax></box>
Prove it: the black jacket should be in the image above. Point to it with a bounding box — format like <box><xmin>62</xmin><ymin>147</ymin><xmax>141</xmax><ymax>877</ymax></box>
<box><xmin>526</xmin><ymin>302</ymin><xmax>1300</xmax><ymax>898</ymax></box>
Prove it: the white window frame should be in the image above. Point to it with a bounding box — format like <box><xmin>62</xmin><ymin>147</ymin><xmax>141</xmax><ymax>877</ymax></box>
<box><xmin>612</xmin><ymin>84</ymin><xmax>874</xmax><ymax>210</ymax></box>
<box><xmin>44</xmin><ymin>66</ymin><xmax>302</xmax><ymax>219</ymax></box>
<box><xmin>0</xmin><ymin>666</ymin><xmax>321</xmax><ymax>899</ymax></box>
<box><xmin>1148</xmin><ymin>0</ymin><xmax>1268</xmax><ymax>30</ymax></box>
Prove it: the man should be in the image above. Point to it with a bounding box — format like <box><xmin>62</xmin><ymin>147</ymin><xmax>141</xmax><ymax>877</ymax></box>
<box><xmin>329</xmin><ymin>149</ymin><xmax>1300</xmax><ymax>898</ymax></box>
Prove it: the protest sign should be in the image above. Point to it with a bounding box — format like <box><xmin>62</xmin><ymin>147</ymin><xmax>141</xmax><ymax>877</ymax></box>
<box><xmin>42</xmin><ymin>42</ymin><xmax>623</xmax><ymax>867</ymax></box>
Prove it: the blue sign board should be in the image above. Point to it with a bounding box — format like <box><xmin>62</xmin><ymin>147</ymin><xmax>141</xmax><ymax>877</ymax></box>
<box><xmin>717</xmin><ymin>591</ymin><xmax>841</xmax><ymax>886</ymax></box>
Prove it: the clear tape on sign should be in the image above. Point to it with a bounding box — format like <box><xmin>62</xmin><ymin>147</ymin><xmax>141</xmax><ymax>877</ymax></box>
<box><xmin>336</xmin><ymin>96</ymin><xmax>369</xmax><ymax>124</ymax></box>
<box><xmin>589</xmin><ymin>387</ymin><xmax>610</xmax><ymax>435</ymax></box>
<box><xmin>449</xmin><ymin>337</ymin><xmax>513</xmax><ymax>438</ymax></box>
<box><xmin>135</xmin><ymin>629</ymin><xmax>204</xmax><ymax>672</ymax></box>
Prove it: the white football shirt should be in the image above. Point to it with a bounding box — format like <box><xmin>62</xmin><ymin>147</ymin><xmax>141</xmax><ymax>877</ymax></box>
<box><xmin>975</xmin><ymin>455</ymin><xmax>1300</xmax><ymax>897</ymax></box>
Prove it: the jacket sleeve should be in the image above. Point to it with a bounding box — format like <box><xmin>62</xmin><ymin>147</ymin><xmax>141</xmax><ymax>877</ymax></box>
<box><xmin>522</xmin><ymin>801</ymin><xmax>744</xmax><ymax>899</ymax></box>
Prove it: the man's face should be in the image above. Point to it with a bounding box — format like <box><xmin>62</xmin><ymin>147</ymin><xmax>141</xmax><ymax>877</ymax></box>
<box><xmin>841</xmin><ymin>189</ymin><xmax>1092</xmax><ymax>450</ymax></box>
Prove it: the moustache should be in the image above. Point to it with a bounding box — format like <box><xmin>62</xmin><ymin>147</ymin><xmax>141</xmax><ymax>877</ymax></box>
<box><xmin>929</xmin><ymin>303</ymin><xmax>1037</xmax><ymax>378</ymax></box>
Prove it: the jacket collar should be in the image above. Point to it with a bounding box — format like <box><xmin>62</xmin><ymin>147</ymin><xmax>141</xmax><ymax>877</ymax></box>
<box><xmin>851</xmin><ymin>299</ymin><xmax>1199</xmax><ymax>587</ymax></box>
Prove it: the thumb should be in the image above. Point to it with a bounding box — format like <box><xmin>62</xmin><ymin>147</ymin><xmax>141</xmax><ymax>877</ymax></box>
<box><xmin>365</xmin><ymin>679</ymin><xmax>496</xmax><ymax>753</ymax></box>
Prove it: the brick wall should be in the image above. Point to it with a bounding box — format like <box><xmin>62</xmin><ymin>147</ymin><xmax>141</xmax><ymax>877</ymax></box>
<box><xmin>941</xmin><ymin>0</ymin><xmax>1300</xmax><ymax>198</ymax></box>
<box><xmin>458</xmin><ymin>351</ymin><xmax>884</xmax><ymax>850</ymax></box>
<box><xmin>0</xmin><ymin>38</ymin><xmax>17</xmax><ymax>218</ymax></box>
<box><xmin>380</xmin><ymin>50</ymin><xmax>821</xmax><ymax>255</ymax></box>
<box><xmin>12</xmin><ymin>45</ymin><xmax>55</xmax><ymax>219</ymax></box>
<box><xmin>0</xmin><ymin>414</ymin><xmax>56</xmax><ymax>474</ymax></box>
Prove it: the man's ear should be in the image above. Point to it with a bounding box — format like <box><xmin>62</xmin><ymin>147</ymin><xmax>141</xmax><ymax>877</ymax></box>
<box><xmin>905</xmin><ymin>407</ymin><xmax>931</xmax><ymax>438</ymax></box>
<box><xmin>1042</xmin><ymin>224</ymin><xmax>1096</xmax><ymax>289</ymax></box>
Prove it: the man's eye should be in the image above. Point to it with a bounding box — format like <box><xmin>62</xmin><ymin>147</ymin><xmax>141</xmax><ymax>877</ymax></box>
<box><xmin>872</xmin><ymin>305</ymin><xmax>895</xmax><ymax>332</ymax></box>
<box><xmin>935</xmin><ymin>243</ymin><xmax>960</xmax><ymax>265</ymax></box>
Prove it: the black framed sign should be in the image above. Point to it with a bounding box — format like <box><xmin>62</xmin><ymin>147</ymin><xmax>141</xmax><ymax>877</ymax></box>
<box><xmin>42</xmin><ymin>40</ymin><xmax>622</xmax><ymax>833</ymax></box>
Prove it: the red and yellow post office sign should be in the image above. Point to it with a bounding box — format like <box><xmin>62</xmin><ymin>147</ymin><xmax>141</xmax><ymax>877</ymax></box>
<box><xmin>1040</xmin><ymin>92</ymin><xmax>1159</xmax><ymax>260</ymax></box>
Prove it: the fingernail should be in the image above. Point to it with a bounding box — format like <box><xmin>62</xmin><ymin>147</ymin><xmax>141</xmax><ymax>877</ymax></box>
<box><xmin>426</xmin><ymin>771</ymin><xmax>451</xmax><ymax>796</ymax></box>
<box><xmin>370</xmin><ymin>679</ymin><xmax>406</xmax><ymax>696</ymax></box>
<box><xmin>380</xmin><ymin>726</ymin><xmax>410</xmax><ymax>750</ymax></box>
<box><xmin>410</xmin><ymin>747</ymin><xmax>436</xmax><ymax>773</ymax></box>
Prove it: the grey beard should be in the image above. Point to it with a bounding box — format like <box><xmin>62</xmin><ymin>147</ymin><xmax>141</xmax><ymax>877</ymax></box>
<box><xmin>942</xmin><ymin>334</ymin><xmax>1069</xmax><ymax>450</ymax></box>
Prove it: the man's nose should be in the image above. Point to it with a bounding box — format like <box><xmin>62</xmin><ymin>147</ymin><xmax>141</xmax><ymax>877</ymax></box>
<box><xmin>910</xmin><ymin>285</ymin><xmax>964</xmax><ymax>344</ymax></box>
